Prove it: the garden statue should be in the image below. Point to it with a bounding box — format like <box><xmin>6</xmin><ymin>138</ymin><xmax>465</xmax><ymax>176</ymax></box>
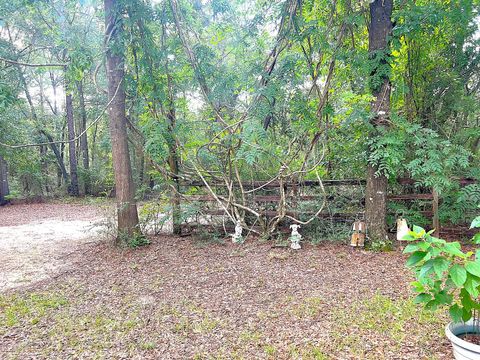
<box><xmin>396</xmin><ymin>218</ymin><xmax>410</xmax><ymax>241</ymax></box>
<box><xmin>232</xmin><ymin>220</ymin><xmax>244</xmax><ymax>244</ymax></box>
<box><xmin>289</xmin><ymin>224</ymin><xmax>302</xmax><ymax>250</ymax></box>
<box><xmin>350</xmin><ymin>220</ymin><xmax>366</xmax><ymax>247</ymax></box>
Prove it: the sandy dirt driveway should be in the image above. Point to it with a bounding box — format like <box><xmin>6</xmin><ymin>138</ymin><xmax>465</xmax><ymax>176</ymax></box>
<box><xmin>0</xmin><ymin>202</ymin><xmax>106</xmax><ymax>292</ymax></box>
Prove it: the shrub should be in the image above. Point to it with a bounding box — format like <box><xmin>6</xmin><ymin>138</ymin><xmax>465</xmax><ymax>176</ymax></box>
<box><xmin>404</xmin><ymin>216</ymin><xmax>480</xmax><ymax>323</ymax></box>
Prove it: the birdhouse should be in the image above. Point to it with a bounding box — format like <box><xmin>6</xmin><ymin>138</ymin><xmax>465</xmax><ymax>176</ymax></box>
<box><xmin>396</xmin><ymin>218</ymin><xmax>410</xmax><ymax>241</ymax></box>
<box><xmin>350</xmin><ymin>220</ymin><xmax>366</xmax><ymax>247</ymax></box>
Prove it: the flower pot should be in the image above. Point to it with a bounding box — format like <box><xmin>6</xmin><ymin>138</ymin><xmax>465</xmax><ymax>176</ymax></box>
<box><xmin>446</xmin><ymin>320</ymin><xmax>480</xmax><ymax>359</ymax></box>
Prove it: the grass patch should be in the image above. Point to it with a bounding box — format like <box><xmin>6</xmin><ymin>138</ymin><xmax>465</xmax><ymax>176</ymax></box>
<box><xmin>194</xmin><ymin>230</ymin><xmax>225</xmax><ymax>248</ymax></box>
<box><xmin>0</xmin><ymin>242</ymin><xmax>449</xmax><ymax>359</ymax></box>
<box><xmin>160</xmin><ymin>300</ymin><xmax>223</xmax><ymax>336</ymax></box>
<box><xmin>0</xmin><ymin>292</ymin><xmax>68</xmax><ymax>329</ymax></box>
<box><xmin>268</xmin><ymin>250</ymin><xmax>290</xmax><ymax>261</ymax></box>
<box><xmin>288</xmin><ymin>344</ymin><xmax>329</xmax><ymax>359</ymax></box>
<box><xmin>239</xmin><ymin>329</ymin><xmax>263</xmax><ymax>345</ymax></box>
<box><xmin>290</xmin><ymin>296</ymin><xmax>323</xmax><ymax>318</ymax></box>
<box><xmin>329</xmin><ymin>292</ymin><xmax>446</xmax><ymax>358</ymax></box>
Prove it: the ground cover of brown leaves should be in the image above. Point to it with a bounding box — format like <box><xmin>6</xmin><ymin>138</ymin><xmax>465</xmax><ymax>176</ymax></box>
<box><xmin>0</xmin><ymin>238</ymin><xmax>452</xmax><ymax>359</ymax></box>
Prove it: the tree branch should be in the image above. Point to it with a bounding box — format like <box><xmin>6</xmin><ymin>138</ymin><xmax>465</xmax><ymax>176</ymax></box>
<box><xmin>0</xmin><ymin>56</ymin><xmax>66</xmax><ymax>68</ymax></box>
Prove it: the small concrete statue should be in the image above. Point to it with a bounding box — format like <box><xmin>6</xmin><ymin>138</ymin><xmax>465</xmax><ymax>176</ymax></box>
<box><xmin>232</xmin><ymin>220</ymin><xmax>244</xmax><ymax>244</ymax></box>
<box><xmin>289</xmin><ymin>224</ymin><xmax>302</xmax><ymax>250</ymax></box>
<box><xmin>396</xmin><ymin>218</ymin><xmax>410</xmax><ymax>241</ymax></box>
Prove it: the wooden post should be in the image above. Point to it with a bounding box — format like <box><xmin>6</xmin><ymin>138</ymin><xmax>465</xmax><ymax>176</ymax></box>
<box><xmin>432</xmin><ymin>189</ymin><xmax>439</xmax><ymax>237</ymax></box>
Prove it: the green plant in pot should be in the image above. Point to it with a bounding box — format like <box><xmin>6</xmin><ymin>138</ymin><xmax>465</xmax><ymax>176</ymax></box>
<box><xmin>404</xmin><ymin>216</ymin><xmax>480</xmax><ymax>359</ymax></box>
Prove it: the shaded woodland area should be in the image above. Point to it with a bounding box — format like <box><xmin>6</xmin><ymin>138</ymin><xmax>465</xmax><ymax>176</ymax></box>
<box><xmin>0</xmin><ymin>0</ymin><xmax>480</xmax><ymax>245</ymax></box>
<box><xmin>0</xmin><ymin>0</ymin><xmax>479</xmax><ymax>241</ymax></box>
<box><xmin>2</xmin><ymin>1</ymin><xmax>480</xmax><ymax>358</ymax></box>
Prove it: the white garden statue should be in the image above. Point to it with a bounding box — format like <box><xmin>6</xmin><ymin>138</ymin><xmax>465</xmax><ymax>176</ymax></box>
<box><xmin>232</xmin><ymin>220</ymin><xmax>244</xmax><ymax>244</ymax></box>
<box><xmin>396</xmin><ymin>218</ymin><xmax>410</xmax><ymax>241</ymax></box>
<box><xmin>289</xmin><ymin>224</ymin><xmax>302</xmax><ymax>250</ymax></box>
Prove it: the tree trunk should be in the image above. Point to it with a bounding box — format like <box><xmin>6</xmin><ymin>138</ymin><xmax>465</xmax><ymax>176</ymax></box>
<box><xmin>48</xmin><ymin>71</ymin><xmax>65</xmax><ymax>188</ymax></box>
<box><xmin>91</xmin><ymin>121</ymin><xmax>98</xmax><ymax>166</ymax></box>
<box><xmin>77</xmin><ymin>80</ymin><xmax>90</xmax><ymax>194</ymax></box>
<box><xmin>105</xmin><ymin>0</ymin><xmax>140</xmax><ymax>240</ymax></box>
<box><xmin>76</xmin><ymin>80</ymin><xmax>89</xmax><ymax>170</ymax></box>
<box><xmin>365</xmin><ymin>0</ymin><xmax>393</xmax><ymax>242</ymax></box>
<box><xmin>0</xmin><ymin>155</ymin><xmax>9</xmax><ymax>205</ymax></box>
<box><xmin>39</xmin><ymin>145</ymin><xmax>49</xmax><ymax>194</ymax></box>
<box><xmin>65</xmin><ymin>82</ymin><xmax>79</xmax><ymax>196</ymax></box>
<box><xmin>39</xmin><ymin>130</ymin><xmax>69</xmax><ymax>185</ymax></box>
<box><xmin>159</xmin><ymin>15</ymin><xmax>182</xmax><ymax>235</ymax></box>
<box><xmin>14</xmin><ymin>60</ymin><xmax>69</xmax><ymax>188</ymax></box>
<box><xmin>60</xmin><ymin>121</ymin><xmax>66</xmax><ymax>187</ymax></box>
<box><xmin>167</xmin><ymin>108</ymin><xmax>181</xmax><ymax>235</ymax></box>
<box><xmin>38</xmin><ymin>76</ymin><xmax>49</xmax><ymax>194</ymax></box>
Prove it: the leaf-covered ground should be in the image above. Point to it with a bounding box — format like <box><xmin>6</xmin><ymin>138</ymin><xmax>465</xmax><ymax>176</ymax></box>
<box><xmin>0</xmin><ymin>231</ymin><xmax>452</xmax><ymax>359</ymax></box>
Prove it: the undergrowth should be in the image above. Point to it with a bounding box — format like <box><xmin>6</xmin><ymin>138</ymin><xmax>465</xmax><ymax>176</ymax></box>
<box><xmin>0</xmin><ymin>292</ymin><xmax>68</xmax><ymax>330</ymax></box>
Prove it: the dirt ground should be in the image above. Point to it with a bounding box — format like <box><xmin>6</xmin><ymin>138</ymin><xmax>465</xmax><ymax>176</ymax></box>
<box><xmin>0</xmin><ymin>203</ymin><xmax>104</xmax><ymax>291</ymax></box>
<box><xmin>0</xmin><ymin>202</ymin><xmax>452</xmax><ymax>359</ymax></box>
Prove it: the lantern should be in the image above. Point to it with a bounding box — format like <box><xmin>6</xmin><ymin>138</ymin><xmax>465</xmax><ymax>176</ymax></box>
<box><xmin>351</xmin><ymin>220</ymin><xmax>366</xmax><ymax>247</ymax></box>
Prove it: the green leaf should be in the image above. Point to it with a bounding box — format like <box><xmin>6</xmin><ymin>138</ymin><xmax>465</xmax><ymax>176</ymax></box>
<box><xmin>459</xmin><ymin>289</ymin><xmax>480</xmax><ymax>313</ymax></box>
<box><xmin>473</xmin><ymin>233</ymin><xmax>480</xmax><ymax>244</ymax></box>
<box><xmin>443</xmin><ymin>242</ymin><xmax>465</xmax><ymax>258</ymax></box>
<box><xmin>470</xmin><ymin>216</ymin><xmax>480</xmax><ymax>229</ymax></box>
<box><xmin>425</xmin><ymin>299</ymin><xmax>440</xmax><ymax>311</ymax></box>
<box><xmin>449</xmin><ymin>304</ymin><xmax>463</xmax><ymax>323</ymax></box>
<box><xmin>432</xmin><ymin>257</ymin><xmax>450</xmax><ymax>279</ymax></box>
<box><xmin>403</xmin><ymin>244</ymin><xmax>418</xmax><ymax>253</ymax></box>
<box><xmin>462</xmin><ymin>307</ymin><xmax>473</xmax><ymax>322</ymax></box>
<box><xmin>416</xmin><ymin>242</ymin><xmax>430</xmax><ymax>251</ymax></box>
<box><xmin>464</xmin><ymin>274</ymin><xmax>480</xmax><ymax>298</ymax></box>
<box><xmin>403</xmin><ymin>244</ymin><xmax>420</xmax><ymax>253</ymax></box>
<box><xmin>465</xmin><ymin>261</ymin><xmax>480</xmax><ymax>277</ymax></box>
<box><xmin>411</xmin><ymin>281</ymin><xmax>425</xmax><ymax>293</ymax></box>
<box><xmin>449</xmin><ymin>264</ymin><xmax>467</xmax><ymax>287</ymax></box>
<box><xmin>412</xmin><ymin>225</ymin><xmax>426</xmax><ymax>236</ymax></box>
<box><xmin>402</xmin><ymin>233</ymin><xmax>418</xmax><ymax>241</ymax></box>
<box><xmin>419</xmin><ymin>261</ymin><xmax>434</xmax><ymax>280</ymax></box>
<box><xmin>461</xmin><ymin>288</ymin><xmax>477</xmax><ymax>312</ymax></box>
<box><xmin>429</xmin><ymin>247</ymin><xmax>441</xmax><ymax>257</ymax></box>
<box><xmin>434</xmin><ymin>290</ymin><xmax>453</xmax><ymax>305</ymax></box>
<box><xmin>429</xmin><ymin>237</ymin><xmax>446</xmax><ymax>245</ymax></box>
<box><xmin>406</xmin><ymin>251</ymin><xmax>428</xmax><ymax>267</ymax></box>
<box><xmin>414</xmin><ymin>293</ymin><xmax>432</xmax><ymax>304</ymax></box>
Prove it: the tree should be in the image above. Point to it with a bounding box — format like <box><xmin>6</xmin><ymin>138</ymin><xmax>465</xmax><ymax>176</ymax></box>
<box><xmin>0</xmin><ymin>155</ymin><xmax>9</xmax><ymax>205</ymax></box>
<box><xmin>365</xmin><ymin>0</ymin><xmax>393</xmax><ymax>242</ymax></box>
<box><xmin>76</xmin><ymin>79</ymin><xmax>90</xmax><ymax>195</ymax></box>
<box><xmin>1</xmin><ymin>0</ymin><xmax>479</xmax><ymax>239</ymax></box>
<box><xmin>65</xmin><ymin>77</ymin><xmax>79</xmax><ymax>196</ymax></box>
<box><xmin>104</xmin><ymin>0</ymin><xmax>140</xmax><ymax>240</ymax></box>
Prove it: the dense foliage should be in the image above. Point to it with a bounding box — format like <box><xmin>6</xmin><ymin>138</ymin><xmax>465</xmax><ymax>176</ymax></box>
<box><xmin>405</xmin><ymin>218</ymin><xmax>480</xmax><ymax>323</ymax></box>
<box><xmin>0</xmin><ymin>0</ymin><xmax>479</xmax><ymax>236</ymax></box>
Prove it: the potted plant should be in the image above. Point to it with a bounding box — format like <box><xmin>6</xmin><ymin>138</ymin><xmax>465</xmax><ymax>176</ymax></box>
<box><xmin>404</xmin><ymin>216</ymin><xmax>480</xmax><ymax>359</ymax></box>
